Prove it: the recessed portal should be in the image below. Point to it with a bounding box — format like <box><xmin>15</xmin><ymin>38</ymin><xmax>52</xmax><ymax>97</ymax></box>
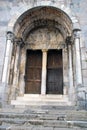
<box><xmin>46</xmin><ymin>50</ymin><xmax>63</xmax><ymax>94</ymax></box>
<box><xmin>25</xmin><ymin>50</ymin><xmax>42</xmax><ymax>94</ymax></box>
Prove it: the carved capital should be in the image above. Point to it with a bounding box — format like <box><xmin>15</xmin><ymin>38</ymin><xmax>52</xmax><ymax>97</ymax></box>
<box><xmin>73</xmin><ymin>29</ymin><xmax>81</xmax><ymax>39</ymax></box>
<box><xmin>6</xmin><ymin>31</ymin><xmax>14</xmax><ymax>41</ymax></box>
<box><xmin>66</xmin><ymin>36</ymin><xmax>73</xmax><ymax>45</ymax></box>
<box><xmin>13</xmin><ymin>37</ymin><xmax>25</xmax><ymax>47</ymax></box>
<box><xmin>42</xmin><ymin>49</ymin><xmax>48</xmax><ymax>52</ymax></box>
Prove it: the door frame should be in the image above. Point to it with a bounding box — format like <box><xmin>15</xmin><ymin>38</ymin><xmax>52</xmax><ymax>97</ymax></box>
<box><xmin>24</xmin><ymin>49</ymin><xmax>68</xmax><ymax>95</ymax></box>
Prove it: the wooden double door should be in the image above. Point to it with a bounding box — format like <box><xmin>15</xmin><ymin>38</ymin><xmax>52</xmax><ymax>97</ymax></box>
<box><xmin>25</xmin><ymin>50</ymin><xmax>63</xmax><ymax>94</ymax></box>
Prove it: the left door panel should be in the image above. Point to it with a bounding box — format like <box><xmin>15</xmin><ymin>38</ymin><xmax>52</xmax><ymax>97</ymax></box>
<box><xmin>25</xmin><ymin>50</ymin><xmax>42</xmax><ymax>94</ymax></box>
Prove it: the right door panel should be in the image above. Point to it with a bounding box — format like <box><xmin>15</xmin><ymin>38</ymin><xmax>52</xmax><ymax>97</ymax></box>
<box><xmin>46</xmin><ymin>50</ymin><xmax>63</xmax><ymax>94</ymax></box>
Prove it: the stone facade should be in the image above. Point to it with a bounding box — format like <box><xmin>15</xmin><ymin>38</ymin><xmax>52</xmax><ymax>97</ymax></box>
<box><xmin>0</xmin><ymin>0</ymin><xmax>87</xmax><ymax>109</ymax></box>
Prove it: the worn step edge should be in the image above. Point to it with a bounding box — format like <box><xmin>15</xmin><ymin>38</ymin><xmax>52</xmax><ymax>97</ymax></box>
<box><xmin>0</xmin><ymin>118</ymin><xmax>68</xmax><ymax>127</ymax></box>
<box><xmin>16</xmin><ymin>98</ymin><xmax>68</xmax><ymax>102</ymax></box>
<box><xmin>11</xmin><ymin>101</ymin><xmax>71</xmax><ymax>106</ymax></box>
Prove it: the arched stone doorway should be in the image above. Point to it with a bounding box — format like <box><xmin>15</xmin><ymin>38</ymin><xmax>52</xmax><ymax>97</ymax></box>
<box><xmin>11</xmin><ymin>6</ymin><xmax>72</xmax><ymax>99</ymax></box>
<box><xmin>3</xmin><ymin>6</ymin><xmax>82</xmax><ymax>103</ymax></box>
<box><xmin>11</xmin><ymin>6</ymin><xmax>73</xmax><ymax>97</ymax></box>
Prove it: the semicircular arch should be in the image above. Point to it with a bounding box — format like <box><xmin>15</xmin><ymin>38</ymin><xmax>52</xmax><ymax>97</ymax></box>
<box><xmin>13</xmin><ymin>6</ymin><xmax>73</xmax><ymax>40</ymax></box>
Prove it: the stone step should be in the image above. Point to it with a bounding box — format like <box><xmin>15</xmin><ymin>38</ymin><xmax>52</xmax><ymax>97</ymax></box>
<box><xmin>1</xmin><ymin>118</ymin><xmax>87</xmax><ymax>128</ymax></box>
<box><xmin>0</xmin><ymin>126</ymin><xmax>11</xmax><ymax>130</ymax></box>
<box><xmin>0</xmin><ymin>118</ymin><xmax>68</xmax><ymax>127</ymax></box>
<box><xmin>24</xmin><ymin>105</ymin><xmax>75</xmax><ymax>111</ymax></box>
<box><xmin>0</xmin><ymin>108</ymin><xmax>75</xmax><ymax>115</ymax></box>
<box><xmin>23</xmin><ymin>94</ymin><xmax>68</xmax><ymax>99</ymax></box>
<box><xmin>0</xmin><ymin>113</ymin><xmax>66</xmax><ymax>120</ymax></box>
<box><xmin>11</xmin><ymin>100</ymin><xmax>71</xmax><ymax>107</ymax></box>
<box><xmin>11</xmin><ymin>94</ymin><xmax>72</xmax><ymax>108</ymax></box>
<box><xmin>16</xmin><ymin>94</ymin><xmax>68</xmax><ymax>101</ymax></box>
<box><xmin>0</xmin><ymin>125</ymin><xmax>81</xmax><ymax>130</ymax></box>
<box><xmin>16</xmin><ymin>97</ymin><xmax>68</xmax><ymax>101</ymax></box>
<box><xmin>66</xmin><ymin>112</ymin><xmax>87</xmax><ymax>121</ymax></box>
<box><xmin>0</xmin><ymin>106</ymin><xmax>76</xmax><ymax>114</ymax></box>
<box><xmin>0</xmin><ymin>111</ymin><xmax>87</xmax><ymax>121</ymax></box>
<box><xmin>0</xmin><ymin>107</ymin><xmax>87</xmax><ymax>129</ymax></box>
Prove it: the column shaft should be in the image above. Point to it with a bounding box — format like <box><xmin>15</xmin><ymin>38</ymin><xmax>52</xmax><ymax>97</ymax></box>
<box><xmin>19</xmin><ymin>48</ymin><xmax>26</xmax><ymax>96</ymax></box>
<box><xmin>68</xmin><ymin>45</ymin><xmax>74</xmax><ymax>100</ymax></box>
<box><xmin>41</xmin><ymin>50</ymin><xmax>47</xmax><ymax>95</ymax></box>
<box><xmin>2</xmin><ymin>32</ymin><xmax>13</xmax><ymax>83</ymax></box>
<box><xmin>13</xmin><ymin>45</ymin><xmax>20</xmax><ymax>85</ymax></box>
<box><xmin>75</xmin><ymin>34</ymin><xmax>82</xmax><ymax>85</ymax></box>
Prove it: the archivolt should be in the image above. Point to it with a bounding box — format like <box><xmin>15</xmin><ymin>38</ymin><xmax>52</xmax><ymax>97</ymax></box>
<box><xmin>13</xmin><ymin>6</ymin><xmax>73</xmax><ymax>42</ymax></box>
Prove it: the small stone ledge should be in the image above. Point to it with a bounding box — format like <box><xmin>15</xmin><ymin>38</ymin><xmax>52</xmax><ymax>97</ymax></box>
<box><xmin>0</xmin><ymin>126</ymin><xmax>11</xmax><ymax>130</ymax></box>
<box><xmin>67</xmin><ymin>121</ymin><xmax>87</xmax><ymax>128</ymax></box>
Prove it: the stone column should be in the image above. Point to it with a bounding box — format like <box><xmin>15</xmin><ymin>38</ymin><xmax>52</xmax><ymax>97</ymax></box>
<box><xmin>11</xmin><ymin>43</ymin><xmax>20</xmax><ymax>99</ymax></box>
<box><xmin>74</xmin><ymin>30</ymin><xmax>82</xmax><ymax>85</ymax></box>
<box><xmin>9</xmin><ymin>39</ymin><xmax>25</xmax><ymax>100</ymax></box>
<box><xmin>19</xmin><ymin>47</ymin><xmax>26</xmax><ymax>96</ymax></box>
<box><xmin>41</xmin><ymin>50</ymin><xmax>47</xmax><ymax>95</ymax></box>
<box><xmin>2</xmin><ymin>31</ymin><xmax>13</xmax><ymax>83</ymax></box>
<box><xmin>68</xmin><ymin>44</ymin><xmax>74</xmax><ymax>100</ymax></box>
<box><xmin>62</xmin><ymin>48</ymin><xmax>68</xmax><ymax>95</ymax></box>
<box><xmin>13</xmin><ymin>42</ymin><xmax>20</xmax><ymax>85</ymax></box>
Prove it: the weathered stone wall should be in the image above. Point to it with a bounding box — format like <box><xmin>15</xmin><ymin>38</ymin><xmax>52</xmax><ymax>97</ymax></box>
<box><xmin>70</xmin><ymin>0</ymin><xmax>87</xmax><ymax>91</ymax></box>
<box><xmin>0</xmin><ymin>0</ymin><xmax>87</xmax><ymax>107</ymax></box>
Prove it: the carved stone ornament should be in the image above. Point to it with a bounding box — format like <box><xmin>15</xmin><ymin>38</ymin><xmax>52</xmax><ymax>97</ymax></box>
<box><xmin>6</xmin><ymin>31</ymin><xmax>14</xmax><ymax>41</ymax></box>
<box><xmin>66</xmin><ymin>36</ymin><xmax>74</xmax><ymax>45</ymax></box>
<box><xmin>26</xmin><ymin>27</ymin><xmax>64</xmax><ymax>50</ymax></box>
<box><xmin>13</xmin><ymin>37</ymin><xmax>25</xmax><ymax>47</ymax></box>
<box><xmin>73</xmin><ymin>29</ymin><xmax>81</xmax><ymax>38</ymax></box>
